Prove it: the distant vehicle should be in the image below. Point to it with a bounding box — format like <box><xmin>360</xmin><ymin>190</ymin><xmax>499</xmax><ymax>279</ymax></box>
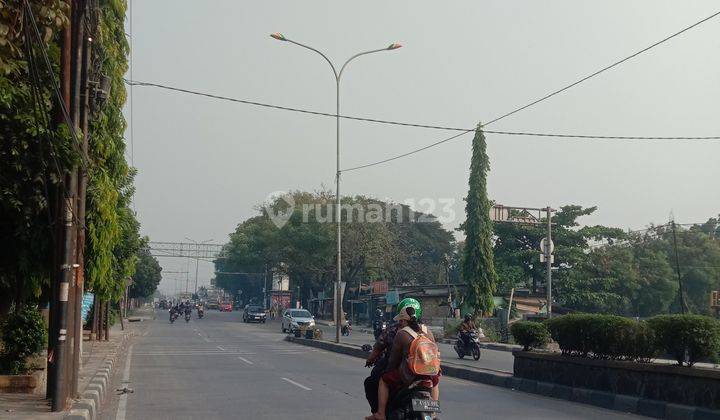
<box><xmin>243</xmin><ymin>305</ymin><xmax>267</xmax><ymax>323</ymax></box>
<box><xmin>281</xmin><ymin>308</ymin><xmax>315</xmax><ymax>333</ymax></box>
<box><xmin>207</xmin><ymin>301</ymin><xmax>220</xmax><ymax>310</ymax></box>
<box><xmin>219</xmin><ymin>302</ymin><xmax>233</xmax><ymax>312</ymax></box>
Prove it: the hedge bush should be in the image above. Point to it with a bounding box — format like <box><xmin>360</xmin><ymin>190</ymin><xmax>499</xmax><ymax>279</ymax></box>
<box><xmin>647</xmin><ymin>314</ymin><xmax>720</xmax><ymax>366</ymax></box>
<box><xmin>0</xmin><ymin>307</ymin><xmax>47</xmax><ymax>374</ymax></box>
<box><xmin>545</xmin><ymin>314</ymin><xmax>658</xmax><ymax>361</ymax></box>
<box><xmin>510</xmin><ymin>321</ymin><xmax>550</xmax><ymax>351</ymax></box>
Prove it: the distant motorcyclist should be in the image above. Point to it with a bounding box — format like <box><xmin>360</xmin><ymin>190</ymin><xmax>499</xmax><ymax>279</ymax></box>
<box><xmin>458</xmin><ymin>314</ymin><xmax>477</xmax><ymax>346</ymax></box>
<box><xmin>372</xmin><ymin>309</ymin><xmax>385</xmax><ymax>340</ymax></box>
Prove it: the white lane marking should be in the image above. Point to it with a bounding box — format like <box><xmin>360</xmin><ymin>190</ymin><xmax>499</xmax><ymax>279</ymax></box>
<box><xmin>115</xmin><ymin>344</ymin><xmax>133</xmax><ymax>420</ymax></box>
<box><xmin>237</xmin><ymin>356</ymin><xmax>254</xmax><ymax>365</ymax></box>
<box><xmin>216</xmin><ymin>345</ymin><xmax>226</xmax><ymax>351</ymax></box>
<box><xmin>132</xmin><ymin>351</ymin><xmax>256</xmax><ymax>356</ymax></box>
<box><xmin>203</xmin><ymin>337</ymin><xmax>211</xmax><ymax>342</ymax></box>
<box><xmin>281</xmin><ymin>377</ymin><xmax>312</xmax><ymax>391</ymax></box>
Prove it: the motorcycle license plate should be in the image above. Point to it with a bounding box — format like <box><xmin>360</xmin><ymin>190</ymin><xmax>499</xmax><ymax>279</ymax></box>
<box><xmin>411</xmin><ymin>399</ymin><xmax>440</xmax><ymax>413</ymax></box>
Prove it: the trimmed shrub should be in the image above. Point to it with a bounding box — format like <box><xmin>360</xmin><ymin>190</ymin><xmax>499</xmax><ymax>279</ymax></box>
<box><xmin>647</xmin><ymin>314</ymin><xmax>720</xmax><ymax>366</ymax></box>
<box><xmin>510</xmin><ymin>321</ymin><xmax>550</xmax><ymax>351</ymax></box>
<box><xmin>545</xmin><ymin>313</ymin><xmax>658</xmax><ymax>361</ymax></box>
<box><xmin>0</xmin><ymin>307</ymin><xmax>47</xmax><ymax>374</ymax></box>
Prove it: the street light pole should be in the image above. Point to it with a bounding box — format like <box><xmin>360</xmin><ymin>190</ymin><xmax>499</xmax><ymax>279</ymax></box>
<box><xmin>271</xmin><ymin>33</ymin><xmax>401</xmax><ymax>343</ymax></box>
<box><xmin>185</xmin><ymin>237</ymin><xmax>213</xmax><ymax>296</ymax></box>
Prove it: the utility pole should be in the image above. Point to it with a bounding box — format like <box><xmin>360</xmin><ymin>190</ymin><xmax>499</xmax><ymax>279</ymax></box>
<box><xmin>671</xmin><ymin>220</ymin><xmax>688</xmax><ymax>314</ymax></box>
<box><xmin>49</xmin><ymin>0</ymin><xmax>83</xmax><ymax>410</ymax></box>
<box><xmin>546</xmin><ymin>206</ymin><xmax>553</xmax><ymax>318</ymax></box>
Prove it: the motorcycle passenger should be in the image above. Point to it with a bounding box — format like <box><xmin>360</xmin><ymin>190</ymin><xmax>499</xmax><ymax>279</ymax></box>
<box><xmin>364</xmin><ymin>314</ymin><xmax>399</xmax><ymax>413</ymax></box>
<box><xmin>458</xmin><ymin>314</ymin><xmax>477</xmax><ymax>347</ymax></box>
<box><xmin>367</xmin><ymin>298</ymin><xmax>440</xmax><ymax>420</ymax></box>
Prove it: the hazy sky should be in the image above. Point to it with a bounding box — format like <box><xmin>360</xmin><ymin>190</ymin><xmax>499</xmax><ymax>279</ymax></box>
<box><xmin>124</xmin><ymin>1</ymin><xmax>720</xmax><ymax>294</ymax></box>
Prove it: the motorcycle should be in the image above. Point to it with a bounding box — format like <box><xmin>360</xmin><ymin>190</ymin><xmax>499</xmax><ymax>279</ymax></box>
<box><xmin>197</xmin><ymin>308</ymin><xmax>204</xmax><ymax>319</ymax></box>
<box><xmin>169</xmin><ymin>309</ymin><xmax>179</xmax><ymax>323</ymax></box>
<box><xmin>386</xmin><ymin>380</ymin><xmax>440</xmax><ymax>420</ymax></box>
<box><xmin>184</xmin><ymin>311</ymin><xmax>192</xmax><ymax>323</ymax></box>
<box><xmin>373</xmin><ymin>319</ymin><xmax>387</xmax><ymax>340</ymax></box>
<box><xmin>454</xmin><ymin>330</ymin><xmax>482</xmax><ymax>360</ymax></box>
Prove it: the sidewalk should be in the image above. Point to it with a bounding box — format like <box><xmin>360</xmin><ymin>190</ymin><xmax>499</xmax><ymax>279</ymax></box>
<box><xmin>0</xmin><ymin>318</ymin><xmax>140</xmax><ymax>420</ymax></box>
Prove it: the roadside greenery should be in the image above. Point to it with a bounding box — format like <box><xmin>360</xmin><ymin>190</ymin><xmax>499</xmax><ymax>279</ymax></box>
<box><xmin>461</xmin><ymin>125</ymin><xmax>497</xmax><ymax>315</ymax></box>
<box><xmin>544</xmin><ymin>313</ymin><xmax>720</xmax><ymax>365</ymax></box>
<box><xmin>648</xmin><ymin>314</ymin><xmax>720</xmax><ymax>366</ymax></box>
<box><xmin>216</xmin><ymin>191</ymin><xmax>455</xmax><ymax>303</ymax></box>
<box><xmin>510</xmin><ymin>321</ymin><xmax>550</xmax><ymax>351</ymax></box>
<box><xmin>0</xmin><ymin>306</ymin><xmax>47</xmax><ymax>374</ymax></box>
<box><xmin>0</xmin><ymin>0</ymin><xmax>155</xmax><ymax>367</ymax></box>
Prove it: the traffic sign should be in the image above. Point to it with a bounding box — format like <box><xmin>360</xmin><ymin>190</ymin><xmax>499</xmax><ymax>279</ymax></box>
<box><xmin>540</xmin><ymin>237</ymin><xmax>554</xmax><ymax>254</ymax></box>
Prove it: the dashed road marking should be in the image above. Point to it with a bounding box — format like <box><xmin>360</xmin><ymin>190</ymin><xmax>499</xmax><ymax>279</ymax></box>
<box><xmin>237</xmin><ymin>356</ymin><xmax>254</xmax><ymax>365</ymax></box>
<box><xmin>281</xmin><ymin>377</ymin><xmax>312</xmax><ymax>391</ymax></box>
<box><xmin>216</xmin><ymin>345</ymin><xmax>226</xmax><ymax>351</ymax></box>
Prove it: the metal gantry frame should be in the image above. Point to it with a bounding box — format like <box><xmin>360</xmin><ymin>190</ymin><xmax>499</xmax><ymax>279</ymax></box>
<box><xmin>491</xmin><ymin>205</ymin><xmax>555</xmax><ymax>317</ymax></box>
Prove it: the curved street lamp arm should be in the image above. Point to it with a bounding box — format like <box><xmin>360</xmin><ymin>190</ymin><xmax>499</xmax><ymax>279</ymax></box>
<box><xmin>284</xmin><ymin>39</ymin><xmax>339</xmax><ymax>80</ymax></box>
<box><xmin>338</xmin><ymin>48</ymin><xmax>389</xmax><ymax>80</ymax></box>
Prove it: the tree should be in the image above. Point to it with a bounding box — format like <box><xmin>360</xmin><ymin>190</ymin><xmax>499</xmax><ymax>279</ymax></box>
<box><xmin>461</xmin><ymin>125</ymin><xmax>497</xmax><ymax>315</ymax></box>
<box><xmin>129</xmin><ymin>241</ymin><xmax>162</xmax><ymax>299</ymax></box>
<box><xmin>216</xmin><ymin>190</ymin><xmax>455</xmax><ymax>303</ymax></box>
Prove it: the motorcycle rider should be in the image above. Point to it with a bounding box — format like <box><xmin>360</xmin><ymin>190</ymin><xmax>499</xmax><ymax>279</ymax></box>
<box><xmin>458</xmin><ymin>314</ymin><xmax>477</xmax><ymax>347</ymax></box>
<box><xmin>367</xmin><ymin>298</ymin><xmax>440</xmax><ymax>420</ymax></box>
<box><xmin>372</xmin><ymin>309</ymin><xmax>385</xmax><ymax>339</ymax></box>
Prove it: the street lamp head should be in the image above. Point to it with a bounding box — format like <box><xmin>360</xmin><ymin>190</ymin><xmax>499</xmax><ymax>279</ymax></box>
<box><xmin>270</xmin><ymin>32</ymin><xmax>287</xmax><ymax>41</ymax></box>
<box><xmin>387</xmin><ymin>43</ymin><xmax>402</xmax><ymax>50</ymax></box>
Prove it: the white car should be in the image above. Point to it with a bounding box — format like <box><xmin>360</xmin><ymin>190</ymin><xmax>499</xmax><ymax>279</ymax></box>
<box><xmin>281</xmin><ymin>308</ymin><xmax>315</xmax><ymax>333</ymax></box>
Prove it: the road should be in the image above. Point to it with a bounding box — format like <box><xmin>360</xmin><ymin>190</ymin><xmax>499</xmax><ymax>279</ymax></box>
<box><xmin>106</xmin><ymin>309</ymin><xmax>645</xmax><ymax>420</ymax></box>
<box><xmin>316</xmin><ymin>324</ymin><xmax>514</xmax><ymax>374</ymax></box>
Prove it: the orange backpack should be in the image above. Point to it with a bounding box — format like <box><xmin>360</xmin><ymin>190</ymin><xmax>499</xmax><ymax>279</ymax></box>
<box><xmin>402</xmin><ymin>325</ymin><xmax>441</xmax><ymax>376</ymax></box>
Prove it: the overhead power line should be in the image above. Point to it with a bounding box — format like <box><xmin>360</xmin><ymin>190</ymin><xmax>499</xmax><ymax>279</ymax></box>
<box><xmin>483</xmin><ymin>9</ymin><xmax>720</xmax><ymax>126</ymax></box>
<box><xmin>126</xmin><ymin>79</ymin><xmax>720</xmax><ymax>142</ymax></box>
<box><xmin>126</xmin><ymin>9</ymin><xmax>720</xmax><ymax>171</ymax></box>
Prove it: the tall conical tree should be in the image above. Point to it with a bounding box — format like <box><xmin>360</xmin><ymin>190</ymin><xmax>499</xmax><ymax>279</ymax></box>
<box><xmin>461</xmin><ymin>124</ymin><xmax>497</xmax><ymax>315</ymax></box>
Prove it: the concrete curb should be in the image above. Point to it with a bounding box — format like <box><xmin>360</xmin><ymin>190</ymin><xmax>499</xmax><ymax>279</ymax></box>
<box><xmin>285</xmin><ymin>336</ymin><xmax>720</xmax><ymax>420</ymax></box>
<box><xmin>62</xmin><ymin>330</ymin><xmax>134</xmax><ymax>420</ymax></box>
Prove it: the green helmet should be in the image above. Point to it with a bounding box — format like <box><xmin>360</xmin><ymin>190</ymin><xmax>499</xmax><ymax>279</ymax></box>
<box><xmin>396</xmin><ymin>297</ymin><xmax>422</xmax><ymax>320</ymax></box>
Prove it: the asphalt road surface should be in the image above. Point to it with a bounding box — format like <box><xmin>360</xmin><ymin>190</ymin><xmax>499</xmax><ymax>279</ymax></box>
<box><xmin>106</xmin><ymin>309</ymin><xmax>644</xmax><ymax>420</ymax></box>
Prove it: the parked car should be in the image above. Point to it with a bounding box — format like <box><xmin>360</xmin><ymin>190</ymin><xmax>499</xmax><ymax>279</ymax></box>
<box><xmin>243</xmin><ymin>305</ymin><xmax>267</xmax><ymax>323</ymax></box>
<box><xmin>219</xmin><ymin>302</ymin><xmax>233</xmax><ymax>312</ymax></box>
<box><xmin>281</xmin><ymin>308</ymin><xmax>315</xmax><ymax>333</ymax></box>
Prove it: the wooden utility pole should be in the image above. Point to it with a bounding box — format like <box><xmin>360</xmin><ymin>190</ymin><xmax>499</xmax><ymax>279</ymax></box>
<box><xmin>48</xmin><ymin>0</ymin><xmax>75</xmax><ymax>410</ymax></box>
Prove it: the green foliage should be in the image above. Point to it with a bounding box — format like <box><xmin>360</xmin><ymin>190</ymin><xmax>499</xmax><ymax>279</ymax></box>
<box><xmin>129</xmin><ymin>239</ymin><xmax>162</xmax><ymax>299</ymax></box>
<box><xmin>510</xmin><ymin>321</ymin><xmax>550</xmax><ymax>351</ymax></box>
<box><xmin>647</xmin><ymin>314</ymin><xmax>720</xmax><ymax>366</ymax></box>
<box><xmin>0</xmin><ymin>307</ymin><xmax>47</xmax><ymax>374</ymax></box>
<box><xmin>461</xmin><ymin>125</ymin><xmax>497</xmax><ymax>315</ymax></box>
<box><xmin>216</xmin><ymin>191</ymin><xmax>454</xmax><ymax>302</ymax></box>
<box><xmin>0</xmin><ymin>0</ymin><xmax>72</xmax><ymax>310</ymax></box>
<box><xmin>545</xmin><ymin>314</ymin><xmax>658</xmax><ymax>362</ymax></box>
<box><xmin>85</xmin><ymin>0</ymin><xmax>140</xmax><ymax>303</ymax></box>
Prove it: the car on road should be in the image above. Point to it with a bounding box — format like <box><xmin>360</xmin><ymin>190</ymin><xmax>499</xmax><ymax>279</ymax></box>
<box><xmin>219</xmin><ymin>302</ymin><xmax>233</xmax><ymax>312</ymax></box>
<box><xmin>206</xmin><ymin>301</ymin><xmax>219</xmax><ymax>310</ymax></box>
<box><xmin>281</xmin><ymin>308</ymin><xmax>315</xmax><ymax>333</ymax></box>
<box><xmin>243</xmin><ymin>305</ymin><xmax>267</xmax><ymax>323</ymax></box>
